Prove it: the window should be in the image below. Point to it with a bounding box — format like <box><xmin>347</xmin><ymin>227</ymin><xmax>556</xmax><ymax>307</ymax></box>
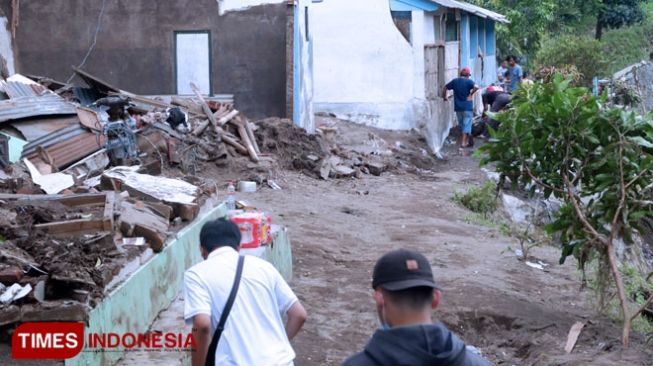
<box><xmin>445</xmin><ymin>11</ymin><xmax>459</xmax><ymax>42</ymax></box>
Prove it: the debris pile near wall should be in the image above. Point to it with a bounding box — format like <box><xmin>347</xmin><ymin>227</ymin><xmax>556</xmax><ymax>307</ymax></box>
<box><xmin>0</xmin><ymin>70</ymin><xmax>233</xmax><ymax>330</ymax></box>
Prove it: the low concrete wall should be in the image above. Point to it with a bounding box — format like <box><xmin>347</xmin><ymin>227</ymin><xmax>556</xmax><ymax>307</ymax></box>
<box><xmin>65</xmin><ymin>202</ymin><xmax>293</xmax><ymax>366</ymax></box>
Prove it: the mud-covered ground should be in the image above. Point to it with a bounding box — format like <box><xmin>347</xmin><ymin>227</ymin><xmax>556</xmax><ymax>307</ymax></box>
<box><xmin>242</xmin><ymin>119</ymin><xmax>652</xmax><ymax>365</ymax></box>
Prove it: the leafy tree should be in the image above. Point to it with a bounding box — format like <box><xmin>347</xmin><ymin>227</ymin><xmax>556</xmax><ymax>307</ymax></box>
<box><xmin>534</xmin><ymin>35</ymin><xmax>609</xmax><ymax>85</ymax></box>
<box><xmin>480</xmin><ymin>75</ymin><xmax>653</xmax><ymax>347</ymax></box>
<box><xmin>596</xmin><ymin>0</ymin><xmax>647</xmax><ymax>40</ymax></box>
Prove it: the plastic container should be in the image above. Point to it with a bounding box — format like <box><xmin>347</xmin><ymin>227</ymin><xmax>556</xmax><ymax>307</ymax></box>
<box><xmin>226</xmin><ymin>182</ymin><xmax>236</xmax><ymax>210</ymax></box>
<box><xmin>230</xmin><ymin>212</ymin><xmax>272</xmax><ymax>249</ymax></box>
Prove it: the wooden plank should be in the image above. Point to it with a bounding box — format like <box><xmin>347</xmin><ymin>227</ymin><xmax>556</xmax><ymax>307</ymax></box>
<box><xmin>103</xmin><ymin>191</ymin><xmax>115</xmax><ymax>231</ymax></box>
<box><xmin>35</xmin><ymin>219</ymin><xmax>105</xmax><ymax>236</ymax></box>
<box><xmin>0</xmin><ymin>193</ymin><xmax>107</xmax><ymax>207</ymax></box>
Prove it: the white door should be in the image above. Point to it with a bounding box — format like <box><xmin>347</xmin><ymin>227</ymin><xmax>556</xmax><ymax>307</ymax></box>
<box><xmin>175</xmin><ymin>32</ymin><xmax>211</xmax><ymax>95</ymax></box>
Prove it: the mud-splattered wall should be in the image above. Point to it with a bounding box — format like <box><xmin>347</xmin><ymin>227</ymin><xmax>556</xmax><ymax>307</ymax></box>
<box><xmin>1</xmin><ymin>0</ymin><xmax>287</xmax><ymax>119</ymax></box>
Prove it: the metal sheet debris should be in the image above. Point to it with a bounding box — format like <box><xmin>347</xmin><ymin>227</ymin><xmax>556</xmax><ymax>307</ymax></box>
<box><xmin>10</xmin><ymin>116</ymin><xmax>78</xmax><ymax>141</ymax></box>
<box><xmin>22</xmin><ymin>124</ymin><xmax>105</xmax><ymax>170</ymax></box>
<box><xmin>0</xmin><ymin>94</ymin><xmax>77</xmax><ymax>123</ymax></box>
<box><xmin>24</xmin><ymin>158</ymin><xmax>74</xmax><ymax>194</ymax></box>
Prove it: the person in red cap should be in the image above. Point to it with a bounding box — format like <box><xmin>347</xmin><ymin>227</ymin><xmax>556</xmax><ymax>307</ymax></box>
<box><xmin>443</xmin><ymin>67</ymin><xmax>479</xmax><ymax>149</ymax></box>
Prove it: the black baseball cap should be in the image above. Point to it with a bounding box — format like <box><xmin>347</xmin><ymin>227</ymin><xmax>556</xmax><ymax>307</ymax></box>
<box><xmin>372</xmin><ymin>249</ymin><xmax>438</xmax><ymax>291</ymax></box>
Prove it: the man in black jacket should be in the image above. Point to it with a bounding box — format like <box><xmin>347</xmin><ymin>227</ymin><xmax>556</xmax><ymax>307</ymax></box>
<box><xmin>343</xmin><ymin>249</ymin><xmax>490</xmax><ymax>366</ymax></box>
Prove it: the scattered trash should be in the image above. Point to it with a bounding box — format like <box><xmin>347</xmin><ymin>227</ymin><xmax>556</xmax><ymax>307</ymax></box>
<box><xmin>525</xmin><ymin>261</ymin><xmax>545</xmax><ymax>270</ymax></box>
<box><xmin>267</xmin><ymin>180</ymin><xmax>282</xmax><ymax>190</ymax></box>
<box><xmin>238</xmin><ymin>181</ymin><xmax>257</xmax><ymax>193</ymax></box>
<box><xmin>0</xmin><ymin>283</ymin><xmax>32</xmax><ymax>304</ymax></box>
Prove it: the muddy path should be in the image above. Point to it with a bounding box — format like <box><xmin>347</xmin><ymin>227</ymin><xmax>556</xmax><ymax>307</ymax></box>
<box><xmin>249</xmin><ymin>150</ymin><xmax>652</xmax><ymax>365</ymax></box>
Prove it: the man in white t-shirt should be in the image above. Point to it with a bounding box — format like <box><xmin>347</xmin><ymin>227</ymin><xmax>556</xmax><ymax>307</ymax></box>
<box><xmin>184</xmin><ymin>218</ymin><xmax>307</xmax><ymax>366</ymax></box>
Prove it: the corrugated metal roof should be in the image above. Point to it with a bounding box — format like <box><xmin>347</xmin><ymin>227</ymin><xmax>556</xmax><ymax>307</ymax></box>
<box><xmin>11</xmin><ymin>116</ymin><xmax>79</xmax><ymax>142</ymax></box>
<box><xmin>431</xmin><ymin>0</ymin><xmax>509</xmax><ymax>23</ymax></box>
<box><xmin>22</xmin><ymin>123</ymin><xmax>105</xmax><ymax>169</ymax></box>
<box><xmin>0</xmin><ymin>94</ymin><xmax>77</xmax><ymax>123</ymax></box>
<box><xmin>0</xmin><ymin>81</ymin><xmax>49</xmax><ymax>98</ymax></box>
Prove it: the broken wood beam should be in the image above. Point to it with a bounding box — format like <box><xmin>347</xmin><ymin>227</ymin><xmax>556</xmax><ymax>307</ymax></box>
<box><xmin>245</xmin><ymin>120</ymin><xmax>261</xmax><ymax>155</ymax></box>
<box><xmin>218</xmin><ymin>110</ymin><xmax>239</xmax><ymax>126</ymax></box>
<box><xmin>192</xmin><ymin>119</ymin><xmax>211</xmax><ymax>136</ymax></box>
<box><xmin>190</xmin><ymin>83</ymin><xmax>219</xmax><ymax>131</ymax></box>
<box><xmin>221</xmin><ymin>134</ymin><xmax>248</xmax><ymax>155</ymax></box>
<box><xmin>170</xmin><ymin>96</ymin><xmax>204</xmax><ymax>115</ymax></box>
<box><xmin>235</xmin><ymin>118</ymin><xmax>259</xmax><ymax>162</ymax></box>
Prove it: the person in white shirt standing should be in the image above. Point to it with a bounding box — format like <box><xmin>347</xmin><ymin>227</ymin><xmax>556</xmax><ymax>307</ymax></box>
<box><xmin>184</xmin><ymin>218</ymin><xmax>307</xmax><ymax>366</ymax></box>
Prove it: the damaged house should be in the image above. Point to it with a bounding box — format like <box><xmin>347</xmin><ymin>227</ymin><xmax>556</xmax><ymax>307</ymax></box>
<box><xmin>311</xmin><ymin>0</ymin><xmax>507</xmax><ymax>156</ymax></box>
<box><xmin>0</xmin><ymin>0</ymin><xmax>314</xmax><ymax>134</ymax></box>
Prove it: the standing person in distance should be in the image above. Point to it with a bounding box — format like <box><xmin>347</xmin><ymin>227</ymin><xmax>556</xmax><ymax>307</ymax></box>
<box><xmin>443</xmin><ymin>67</ymin><xmax>479</xmax><ymax>149</ymax></box>
<box><xmin>505</xmin><ymin>55</ymin><xmax>523</xmax><ymax>94</ymax></box>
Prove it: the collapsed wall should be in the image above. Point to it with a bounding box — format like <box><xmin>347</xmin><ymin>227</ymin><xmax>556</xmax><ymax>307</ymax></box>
<box><xmin>614</xmin><ymin>61</ymin><xmax>653</xmax><ymax>115</ymax></box>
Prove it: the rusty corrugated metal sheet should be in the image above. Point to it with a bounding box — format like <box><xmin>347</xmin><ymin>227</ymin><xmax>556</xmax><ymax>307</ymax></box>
<box><xmin>11</xmin><ymin>116</ymin><xmax>79</xmax><ymax>142</ymax></box>
<box><xmin>22</xmin><ymin>124</ymin><xmax>105</xmax><ymax>169</ymax></box>
<box><xmin>0</xmin><ymin>94</ymin><xmax>77</xmax><ymax>123</ymax></box>
<box><xmin>0</xmin><ymin>81</ymin><xmax>49</xmax><ymax>98</ymax></box>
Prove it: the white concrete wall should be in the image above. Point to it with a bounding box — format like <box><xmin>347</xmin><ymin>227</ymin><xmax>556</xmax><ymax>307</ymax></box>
<box><xmin>217</xmin><ymin>0</ymin><xmax>285</xmax><ymax>15</ymax></box>
<box><xmin>296</xmin><ymin>0</ymin><xmax>315</xmax><ymax>133</ymax></box>
<box><xmin>423</xmin><ymin>14</ymin><xmax>436</xmax><ymax>44</ymax></box>
<box><xmin>0</xmin><ymin>17</ymin><xmax>15</xmax><ymax>75</ymax></box>
<box><xmin>312</xmin><ymin>0</ymin><xmax>417</xmax><ymax>130</ymax></box>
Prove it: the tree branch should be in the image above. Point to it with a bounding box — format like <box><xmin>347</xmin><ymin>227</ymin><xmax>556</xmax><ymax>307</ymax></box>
<box><xmin>523</xmin><ymin>164</ymin><xmax>565</xmax><ymax>194</ymax></box>
<box><xmin>630</xmin><ymin>293</ymin><xmax>653</xmax><ymax>322</ymax></box>
<box><xmin>562</xmin><ymin>174</ymin><xmax>607</xmax><ymax>244</ymax></box>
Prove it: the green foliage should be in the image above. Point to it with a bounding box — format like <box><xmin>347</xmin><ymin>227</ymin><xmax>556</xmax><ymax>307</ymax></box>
<box><xmin>452</xmin><ymin>182</ymin><xmax>498</xmax><ymax>218</ymax></box>
<box><xmin>534</xmin><ymin>35</ymin><xmax>609</xmax><ymax>85</ymax></box>
<box><xmin>479</xmin><ymin>74</ymin><xmax>653</xmax><ymax>271</ymax></box>
<box><xmin>470</xmin><ymin>0</ymin><xmax>653</xmax><ymax>72</ymax></box>
<box><xmin>597</xmin><ymin>0</ymin><xmax>647</xmax><ymax>38</ymax></box>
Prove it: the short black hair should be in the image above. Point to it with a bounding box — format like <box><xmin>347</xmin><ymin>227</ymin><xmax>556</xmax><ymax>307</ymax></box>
<box><xmin>506</xmin><ymin>55</ymin><xmax>517</xmax><ymax>62</ymax></box>
<box><xmin>199</xmin><ymin>218</ymin><xmax>242</xmax><ymax>252</ymax></box>
<box><xmin>382</xmin><ymin>286</ymin><xmax>434</xmax><ymax>311</ymax></box>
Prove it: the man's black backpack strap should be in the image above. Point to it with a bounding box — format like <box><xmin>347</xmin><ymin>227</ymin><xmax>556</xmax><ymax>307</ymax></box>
<box><xmin>205</xmin><ymin>255</ymin><xmax>245</xmax><ymax>366</ymax></box>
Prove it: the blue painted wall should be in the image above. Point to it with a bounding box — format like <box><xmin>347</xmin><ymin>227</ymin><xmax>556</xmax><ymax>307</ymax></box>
<box><xmin>485</xmin><ymin>20</ymin><xmax>495</xmax><ymax>56</ymax></box>
<box><xmin>460</xmin><ymin>14</ymin><xmax>470</xmax><ymax>69</ymax></box>
<box><xmin>389</xmin><ymin>0</ymin><xmax>439</xmax><ymax>11</ymax></box>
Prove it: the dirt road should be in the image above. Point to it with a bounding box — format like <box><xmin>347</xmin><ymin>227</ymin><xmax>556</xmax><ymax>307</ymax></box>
<box><xmin>248</xmin><ymin>142</ymin><xmax>652</xmax><ymax>365</ymax></box>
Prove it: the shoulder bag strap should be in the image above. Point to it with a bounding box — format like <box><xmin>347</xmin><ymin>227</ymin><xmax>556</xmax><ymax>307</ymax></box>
<box><xmin>205</xmin><ymin>255</ymin><xmax>245</xmax><ymax>366</ymax></box>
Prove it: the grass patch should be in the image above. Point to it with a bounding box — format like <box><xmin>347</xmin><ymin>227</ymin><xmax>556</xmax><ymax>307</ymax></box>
<box><xmin>452</xmin><ymin>182</ymin><xmax>498</xmax><ymax>218</ymax></box>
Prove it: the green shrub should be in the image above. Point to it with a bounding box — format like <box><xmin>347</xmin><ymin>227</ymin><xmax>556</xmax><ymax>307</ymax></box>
<box><xmin>452</xmin><ymin>182</ymin><xmax>498</xmax><ymax>217</ymax></box>
<box><xmin>534</xmin><ymin>35</ymin><xmax>609</xmax><ymax>85</ymax></box>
